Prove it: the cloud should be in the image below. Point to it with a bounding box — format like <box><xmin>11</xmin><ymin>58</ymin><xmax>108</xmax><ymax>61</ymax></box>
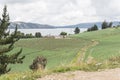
<box><xmin>0</xmin><ymin>0</ymin><xmax>120</xmax><ymax>26</ymax></box>
<box><xmin>91</xmin><ymin>0</ymin><xmax>120</xmax><ymax>21</ymax></box>
<box><xmin>0</xmin><ymin>0</ymin><xmax>34</xmax><ymax>4</ymax></box>
<box><xmin>0</xmin><ymin>0</ymin><xmax>97</xmax><ymax>25</ymax></box>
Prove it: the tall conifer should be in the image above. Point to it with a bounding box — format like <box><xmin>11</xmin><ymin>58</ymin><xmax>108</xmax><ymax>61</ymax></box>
<box><xmin>0</xmin><ymin>5</ymin><xmax>25</xmax><ymax>75</ymax></box>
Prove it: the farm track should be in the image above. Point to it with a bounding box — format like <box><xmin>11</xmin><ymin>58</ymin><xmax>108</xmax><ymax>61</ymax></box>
<box><xmin>37</xmin><ymin>68</ymin><xmax>120</xmax><ymax>80</ymax></box>
<box><xmin>74</xmin><ymin>40</ymin><xmax>99</xmax><ymax>64</ymax></box>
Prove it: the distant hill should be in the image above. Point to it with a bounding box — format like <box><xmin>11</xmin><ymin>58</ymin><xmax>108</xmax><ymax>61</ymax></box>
<box><xmin>9</xmin><ymin>21</ymin><xmax>120</xmax><ymax>29</ymax></box>
<box><xmin>9</xmin><ymin>22</ymin><xmax>55</xmax><ymax>29</ymax></box>
<box><xmin>57</xmin><ymin>21</ymin><xmax>120</xmax><ymax>28</ymax></box>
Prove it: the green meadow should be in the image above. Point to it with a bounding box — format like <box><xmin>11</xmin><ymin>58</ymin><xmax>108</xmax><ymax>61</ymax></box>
<box><xmin>1</xmin><ymin>27</ymin><xmax>120</xmax><ymax>80</ymax></box>
<box><xmin>7</xmin><ymin>27</ymin><xmax>120</xmax><ymax>73</ymax></box>
<box><xmin>9</xmin><ymin>38</ymin><xmax>91</xmax><ymax>72</ymax></box>
<box><xmin>72</xmin><ymin>28</ymin><xmax>120</xmax><ymax>61</ymax></box>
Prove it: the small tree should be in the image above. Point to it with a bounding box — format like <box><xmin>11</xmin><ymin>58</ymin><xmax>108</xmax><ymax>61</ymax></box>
<box><xmin>108</xmin><ymin>22</ymin><xmax>113</xmax><ymax>28</ymax></box>
<box><xmin>102</xmin><ymin>21</ymin><xmax>113</xmax><ymax>29</ymax></box>
<box><xmin>29</xmin><ymin>56</ymin><xmax>47</xmax><ymax>71</ymax></box>
<box><xmin>102</xmin><ymin>21</ymin><xmax>108</xmax><ymax>29</ymax></box>
<box><xmin>25</xmin><ymin>33</ymin><xmax>34</xmax><ymax>38</ymax></box>
<box><xmin>60</xmin><ymin>32</ymin><xmax>67</xmax><ymax>38</ymax></box>
<box><xmin>87</xmin><ymin>24</ymin><xmax>98</xmax><ymax>32</ymax></box>
<box><xmin>35</xmin><ymin>32</ymin><xmax>42</xmax><ymax>38</ymax></box>
<box><xmin>0</xmin><ymin>5</ymin><xmax>25</xmax><ymax>75</ymax></box>
<box><xmin>12</xmin><ymin>31</ymin><xmax>25</xmax><ymax>38</ymax></box>
<box><xmin>93</xmin><ymin>24</ymin><xmax>98</xmax><ymax>30</ymax></box>
<box><xmin>74</xmin><ymin>27</ymin><xmax>80</xmax><ymax>34</ymax></box>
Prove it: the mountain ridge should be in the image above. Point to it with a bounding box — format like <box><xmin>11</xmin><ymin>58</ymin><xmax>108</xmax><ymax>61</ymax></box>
<box><xmin>9</xmin><ymin>21</ymin><xmax>120</xmax><ymax>29</ymax></box>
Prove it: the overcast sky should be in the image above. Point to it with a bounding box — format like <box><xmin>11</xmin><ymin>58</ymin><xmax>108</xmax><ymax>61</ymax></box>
<box><xmin>0</xmin><ymin>0</ymin><xmax>120</xmax><ymax>26</ymax></box>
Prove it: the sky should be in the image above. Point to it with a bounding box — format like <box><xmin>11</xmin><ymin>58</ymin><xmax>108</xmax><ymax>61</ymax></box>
<box><xmin>0</xmin><ymin>0</ymin><xmax>120</xmax><ymax>26</ymax></box>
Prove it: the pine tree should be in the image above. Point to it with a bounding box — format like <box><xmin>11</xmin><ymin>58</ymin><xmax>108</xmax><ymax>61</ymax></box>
<box><xmin>102</xmin><ymin>21</ymin><xmax>108</xmax><ymax>29</ymax></box>
<box><xmin>102</xmin><ymin>21</ymin><xmax>113</xmax><ymax>29</ymax></box>
<box><xmin>87</xmin><ymin>24</ymin><xmax>98</xmax><ymax>32</ymax></box>
<box><xmin>74</xmin><ymin>27</ymin><xmax>80</xmax><ymax>34</ymax></box>
<box><xmin>108</xmin><ymin>22</ymin><xmax>113</xmax><ymax>28</ymax></box>
<box><xmin>35</xmin><ymin>32</ymin><xmax>42</xmax><ymax>38</ymax></box>
<box><xmin>0</xmin><ymin>5</ymin><xmax>25</xmax><ymax>75</ymax></box>
<box><xmin>92</xmin><ymin>24</ymin><xmax>98</xmax><ymax>31</ymax></box>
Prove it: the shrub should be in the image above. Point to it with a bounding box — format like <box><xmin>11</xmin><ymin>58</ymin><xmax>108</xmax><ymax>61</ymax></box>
<box><xmin>107</xmin><ymin>56</ymin><xmax>120</xmax><ymax>68</ymax></box>
<box><xmin>60</xmin><ymin>32</ymin><xmax>67</xmax><ymax>38</ymax></box>
<box><xmin>29</xmin><ymin>56</ymin><xmax>47</xmax><ymax>71</ymax></box>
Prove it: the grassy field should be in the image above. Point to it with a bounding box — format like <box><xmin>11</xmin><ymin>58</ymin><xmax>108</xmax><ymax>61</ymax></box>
<box><xmin>7</xmin><ymin>28</ymin><xmax>120</xmax><ymax>72</ymax></box>
<box><xmin>72</xmin><ymin>28</ymin><xmax>120</xmax><ymax>61</ymax></box>
<box><xmin>8</xmin><ymin>38</ymin><xmax>91</xmax><ymax>72</ymax></box>
<box><xmin>1</xmin><ymin>28</ymin><xmax>120</xmax><ymax>80</ymax></box>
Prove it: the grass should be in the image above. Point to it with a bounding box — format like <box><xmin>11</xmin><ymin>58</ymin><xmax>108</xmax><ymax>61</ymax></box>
<box><xmin>53</xmin><ymin>27</ymin><xmax>120</xmax><ymax>74</ymax></box>
<box><xmin>71</xmin><ymin>28</ymin><xmax>120</xmax><ymax>61</ymax></box>
<box><xmin>8</xmin><ymin>38</ymin><xmax>91</xmax><ymax>72</ymax></box>
<box><xmin>0</xmin><ymin>71</ymin><xmax>46</xmax><ymax>80</ymax></box>
<box><xmin>1</xmin><ymin>28</ymin><xmax>120</xmax><ymax>80</ymax></box>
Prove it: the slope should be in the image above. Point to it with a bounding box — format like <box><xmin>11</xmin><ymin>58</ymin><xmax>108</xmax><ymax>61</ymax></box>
<box><xmin>71</xmin><ymin>28</ymin><xmax>120</xmax><ymax>61</ymax></box>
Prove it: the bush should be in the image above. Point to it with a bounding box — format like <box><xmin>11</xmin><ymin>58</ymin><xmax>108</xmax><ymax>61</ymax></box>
<box><xmin>60</xmin><ymin>32</ymin><xmax>67</xmax><ymax>38</ymax></box>
<box><xmin>108</xmin><ymin>56</ymin><xmax>120</xmax><ymax>68</ymax></box>
<box><xmin>29</xmin><ymin>56</ymin><xmax>47</xmax><ymax>71</ymax></box>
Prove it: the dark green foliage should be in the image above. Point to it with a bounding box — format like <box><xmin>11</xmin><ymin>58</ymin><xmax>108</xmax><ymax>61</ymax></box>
<box><xmin>60</xmin><ymin>32</ymin><xmax>67</xmax><ymax>38</ymax></box>
<box><xmin>29</xmin><ymin>56</ymin><xmax>47</xmax><ymax>71</ymax></box>
<box><xmin>108</xmin><ymin>22</ymin><xmax>113</xmax><ymax>28</ymax></box>
<box><xmin>35</xmin><ymin>32</ymin><xmax>42</xmax><ymax>38</ymax></box>
<box><xmin>60</xmin><ymin>32</ymin><xmax>67</xmax><ymax>35</ymax></box>
<box><xmin>25</xmin><ymin>33</ymin><xmax>34</xmax><ymax>38</ymax></box>
<box><xmin>102</xmin><ymin>21</ymin><xmax>108</xmax><ymax>29</ymax></box>
<box><xmin>14</xmin><ymin>31</ymin><xmax>25</xmax><ymax>38</ymax></box>
<box><xmin>0</xmin><ymin>5</ymin><xmax>25</xmax><ymax>75</ymax></box>
<box><xmin>87</xmin><ymin>24</ymin><xmax>98</xmax><ymax>32</ymax></box>
<box><xmin>102</xmin><ymin>21</ymin><xmax>113</xmax><ymax>29</ymax></box>
<box><xmin>74</xmin><ymin>27</ymin><xmax>80</xmax><ymax>34</ymax></box>
<box><xmin>12</xmin><ymin>31</ymin><xmax>35</xmax><ymax>38</ymax></box>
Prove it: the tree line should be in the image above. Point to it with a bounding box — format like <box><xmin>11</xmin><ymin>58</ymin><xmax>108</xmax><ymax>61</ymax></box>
<box><xmin>13</xmin><ymin>31</ymin><xmax>42</xmax><ymax>38</ymax></box>
<box><xmin>61</xmin><ymin>20</ymin><xmax>114</xmax><ymax>37</ymax></box>
<box><xmin>87</xmin><ymin>21</ymin><xmax>113</xmax><ymax>32</ymax></box>
<box><xmin>10</xmin><ymin>21</ymin><xmax>115</xmax><ymax>39</ymax></box>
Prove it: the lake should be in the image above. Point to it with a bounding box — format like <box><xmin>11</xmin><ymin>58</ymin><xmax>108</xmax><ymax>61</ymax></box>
<box><xmin>10</xmin><ymin>28</ymin><xmax>87</xmax><ymax>36</ymax></box>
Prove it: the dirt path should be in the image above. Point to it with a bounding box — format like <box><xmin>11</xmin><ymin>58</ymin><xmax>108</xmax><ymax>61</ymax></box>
<box><xmin>37</xmin><ymin>68</ymin><xmax>120</xmax><ymax>80</ymax></box>
<box><xmin>74</xmin><ymin>40</ymin><xmax>99</xmax><ymax>64</ymax></box>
